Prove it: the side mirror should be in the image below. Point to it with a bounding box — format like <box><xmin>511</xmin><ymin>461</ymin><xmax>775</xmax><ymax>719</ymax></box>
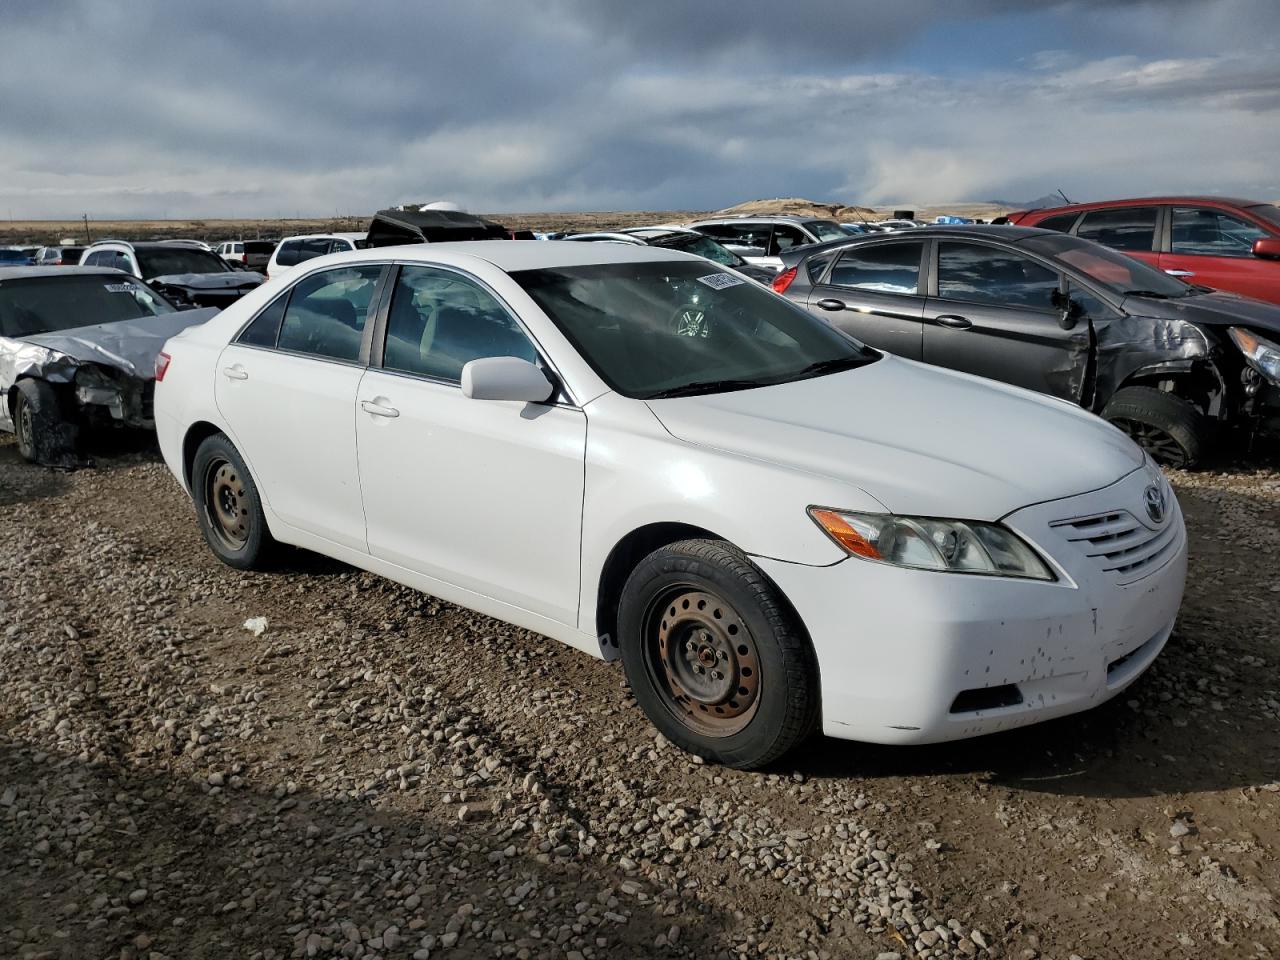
<box><xmin>461</xmin><ymin>356</ymin><xmax>555</xmax><ymax>403</ymax></box>
<box><xmin>1252</xmin><ymin>237</ymin><xmax>1280</xmax><ymax>260</ymax></box>
<box><xmin>1051</xmin><ymin>277</ymin><xmax>1081</xmax><ymax>330</ymax></box>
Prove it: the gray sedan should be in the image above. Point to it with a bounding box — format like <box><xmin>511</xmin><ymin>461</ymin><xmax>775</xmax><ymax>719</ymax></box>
<box><xmin>774</xmin><ymin>225</ymin><xmax>1280</xmax><ymax>467</ymax></box>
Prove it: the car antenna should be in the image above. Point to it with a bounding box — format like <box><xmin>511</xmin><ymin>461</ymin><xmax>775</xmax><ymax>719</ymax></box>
<box><xmin>1056</xmin><ymin>188</ymin><xmax>1072</xmax><ymax>205</ymax></box>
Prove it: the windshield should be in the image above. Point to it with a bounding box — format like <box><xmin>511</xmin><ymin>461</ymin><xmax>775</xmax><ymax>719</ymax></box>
<box><xmin>1019</xmin><ymin>233</ymin><xmax>1191</xmax><ymax>298</ymax></box>
<box><xmin>135</xmin><ymin>248</ymin><xmax>231</xmax><ymax>279</ymax></box>
<box><xmin>805</xmin><ymin>220</ymin><xmax>852</xmax><ymax>242</ymax></box>
<box><xmin>649</xmin><ymin>232</ymin><xmax>744</xmax><ymax>267</ymax></box>
<box><xmin>511</xmin><ymin>261</ymin><xmax>876</xmax><ymax>399</ymax></box>
<box><xmin>0</xmin><ymin>274</ymin><xmax>175</xmax><ymax>338</ymax></box>
<box><xmin>1247</xmin><ymin>204</ymin><xmax>1280</xmax><ymax>230</ymax></box>
<box><xmin>0</xmin><ymin>250</ymin><xmax>32</xmax><ymax>263</ymax></box>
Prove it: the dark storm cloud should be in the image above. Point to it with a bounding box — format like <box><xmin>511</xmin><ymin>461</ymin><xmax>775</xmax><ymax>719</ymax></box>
<box><xmin>1</xmin><ymin>0</ymin><xmax>1277</xmax><ymax>219</ymax></box>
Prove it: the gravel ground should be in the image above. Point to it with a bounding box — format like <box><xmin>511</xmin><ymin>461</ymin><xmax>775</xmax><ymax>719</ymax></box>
<box><xmin>2</xmin><ymin>433</ymin><xmax>1279</xmax><ymax>960</ymax></box>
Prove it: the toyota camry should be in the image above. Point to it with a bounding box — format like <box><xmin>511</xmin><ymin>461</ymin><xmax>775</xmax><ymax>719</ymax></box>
<box><xmin>154</xmin><ymin>241</ymin><xmax>1187</xmax><ymax>768</ymax></box>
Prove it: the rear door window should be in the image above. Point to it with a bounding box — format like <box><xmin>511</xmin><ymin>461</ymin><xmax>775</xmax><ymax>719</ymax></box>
<box><xmin>936</xmin><ymin>242</ymin><xmax>1060</xmax><ymax>310</ymax></box>
<box><xmin>769</xmin><ymin>224</ymin><xmax>809</xmax><ymax>256</ymax></box>
<box><xmin>274</xmin><ymin>241</ymin><xmax>303</xmax><ymax>267</ymax></box>
<box><xmin>1075</xmin><ymin>207</ymin><xmax>1158</xmax><ymax>251</ymax></box>
<box><xmin>276</xmin><ymin>264</ymin><xmax>383</xmax><ymax>362</ymax></box>
<box><xmin>828</xmin><ymin>242</ymin><xmax>923</xmax><ymax>295</ymax></box>
<box><xmin>1171</xmin><ymin>207</ymin><xmax>1270</xmax><ymax>258</ymax></box>
<box><xmin>236</xmin><ymin>291</ymin><xmax>290</xmax><ymax>347</ymax></box>
<box><xmin>1034</xmin><ymin>212</ymin><xmax>1079</xmax><ymax>233</ymax></box>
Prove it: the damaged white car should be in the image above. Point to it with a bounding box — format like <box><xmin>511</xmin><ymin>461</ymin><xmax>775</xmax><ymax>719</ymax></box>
<box><xmin>1</xmin><ymin>267</ymin><xmax>215</xmax><ymax>465</ymax></box>
<box><xmin>155</xmin><ymin>242</ymin><xmax>1187</xmax><ymax>769</ymax></box>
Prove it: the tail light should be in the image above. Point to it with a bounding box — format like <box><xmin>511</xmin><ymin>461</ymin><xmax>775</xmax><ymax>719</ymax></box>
<box><xmin>155</xmin><ymin>351</ymin><xmax>172</xmax><ymax>382</ymax></box>
<box><xmin>772</xmin><ymin>266</ymin><xmax>798</xmax><ymax>294</ymax></box>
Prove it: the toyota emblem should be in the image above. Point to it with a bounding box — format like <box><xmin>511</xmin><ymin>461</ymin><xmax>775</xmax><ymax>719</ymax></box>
<box><xmin>1144</xmin><ymin>483</ymin><xmax>1167</xmax><ymax>524</ymax></box>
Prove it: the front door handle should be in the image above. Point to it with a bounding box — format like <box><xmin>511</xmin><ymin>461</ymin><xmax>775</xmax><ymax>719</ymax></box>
<box><xmin>935</xmin><ymin>314</ymin><xmax>972</xmax><ymax>329</ymax></box>
<box><xmin>360</xmin><ymin>399</ymin><xmax>400</xmax><ymax>419</ymax></box>
<box><xmin>815</xmin><ymin>298</ymin><xmax>846</xmax><ymax>312</ymax></box>
<box><xmin>222</xmin><ymin>365</ymin><xmax>248</xmax><ymax>380</ymax></box>
<box><xmin>1164</xmin><ymin>269</ymin><xmax>1195</xmax><ymax>278</ymax></box>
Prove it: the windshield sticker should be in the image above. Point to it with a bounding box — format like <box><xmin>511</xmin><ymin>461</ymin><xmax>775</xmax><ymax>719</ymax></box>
<box><xmin>696</xmin><ymin>272</ymin><xmax>745</xmax><ymax>290</ymax></box>
<box><xmin>103</xmin><ymin>283</ymin><xmax>136</xmax><ymax>293</ymax></box>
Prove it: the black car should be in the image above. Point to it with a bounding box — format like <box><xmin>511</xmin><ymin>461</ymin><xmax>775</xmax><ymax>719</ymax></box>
<box><xmin>0</xmin><ymin>267</ymin><xmax>215</xmax><ymax>465</ymax></box>
<box><xmin>775</xmin><ymin>225</ymin><xmax>1280</xmax><ymax>467</ymax></box>
<box><xmin>562</xmin><ymin>228</ymin><xmax>778</xmax><ymax>284</ymax></box>
<box><xmin>79</xmin><ymin>240</ymin><xmax>264</xmax><ymax>310</ymax></box>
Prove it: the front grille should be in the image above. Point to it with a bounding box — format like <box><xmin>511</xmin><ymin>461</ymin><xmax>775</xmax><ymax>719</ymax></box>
<box><xmin>1049</xmin><ymin>509</ymin><xmax>1179</xmax><ymax>585</ymax></box>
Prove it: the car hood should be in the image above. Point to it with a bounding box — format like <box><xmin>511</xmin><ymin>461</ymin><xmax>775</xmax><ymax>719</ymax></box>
<box><xmin>19</xmin><ymin>308</ymin><xmax>217</xmax><ymax>380</ymax></box>
<box><xmin>1125</xmin><ymin>289</ymin><xmax>1280</xmax><ymax>336</ymax></box>
<box><xmin>645</xmin><ymin>355</ymin><xmax>1143</xmax><ymax>520</ymax></box>
<box><xmin>149</xmin><ymin>271</ymin><xmax>264</xmax><ymax>291</ymax></box>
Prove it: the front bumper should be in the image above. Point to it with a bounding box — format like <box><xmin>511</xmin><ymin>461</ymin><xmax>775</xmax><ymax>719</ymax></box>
<box><xmin>755</xmin><ymin>468</ymin><xmax>1187</xmax><ymax>745</ymax></box>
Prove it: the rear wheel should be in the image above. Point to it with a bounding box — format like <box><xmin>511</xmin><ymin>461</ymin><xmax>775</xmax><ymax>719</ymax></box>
<box><xmin>618</xmin><ymin>539</ymin><xmax>819</xmax><ymax>769</ymax></box>
<box><xmin>1102</xmin><ymin>386</ymin><xmax>1213</xmax><ymax>469</ymax></box>
<box><xmin>192</xmin><ymin>433</ymin><xmax>274</xmax><ymax>569</ymax></box>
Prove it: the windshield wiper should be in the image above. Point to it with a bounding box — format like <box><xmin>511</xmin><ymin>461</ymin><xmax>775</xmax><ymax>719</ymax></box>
<box><xmin>787</xmin><ymin>355</ymin><xmax>871</xmax><ymax>379</ymax></box>
<box><xmin>1121</xmin><ymin>289</ymin><xmax>1179</xmax><ymax>299</ymax></box>
<box><xmin>646</xmin><ymin>378</ymin><xmax>766</xmax><ymax>399</ymax></box>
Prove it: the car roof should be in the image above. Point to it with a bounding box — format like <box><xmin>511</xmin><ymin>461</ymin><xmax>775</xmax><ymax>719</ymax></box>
<box><xmin>323</xmin><ymin>239</ymin><xmax>708</xmax><ymax>272</ymax></box>
<box><xmin>778</xmin><ymin>224</ymin><xmax>1056</xmax><ymax>263</ymax></box>
<box><xmin>689</xmin><ymin>214</ymin><xmax>835</xmax><ymax>225</ymax></box>
<box><xmin>1025</xmin><ymin>196</ymin><xmax>1267</xmax><ymax>216</ymax></box>
<box><xmin>0</xmin><ymin>265</ymin><xmax>124</xmax><ymax>282</ymax></box>
<box><xmin>278</xmin><ymin>232</ymin><xmax>366</xmax><ymax>242</ymax></box>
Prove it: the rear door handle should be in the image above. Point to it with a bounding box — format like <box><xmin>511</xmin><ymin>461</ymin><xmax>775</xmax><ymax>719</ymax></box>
<box><xmin>1164</xmin><ymin>269</ymin><xmax>1195</xmax><ymax>278</ymax></box>
<box><xmin>934</xmin><ymin>314</ymin><xmax>972</xmax><ymax>329</ymax></box>
<box><xmin>360</xmin><ymin>399</ymin><xmax>400</xmax><ymax>419</ymax></box>
<box><xmin>222</xmin><ymin>365</ymin><xmax>248</xmax><ymax>380</ymax></box>
<box><xmin>815</xmin><ymin>298</ymin><xmax>846</xmax><ymax>312</ymax></box>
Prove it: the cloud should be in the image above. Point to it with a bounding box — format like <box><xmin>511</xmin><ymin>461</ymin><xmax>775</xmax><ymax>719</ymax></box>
<box><xmin>0</xmin><ymin>0</ymin><xmax>1277</xmax><ymax>219</ymax></box>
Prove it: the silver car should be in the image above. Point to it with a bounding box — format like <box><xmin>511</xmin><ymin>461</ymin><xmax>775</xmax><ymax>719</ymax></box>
<box><xmin>685</xmin><ymin>215</ymin><xmax>851</xmax><ymax>272</ymax></box>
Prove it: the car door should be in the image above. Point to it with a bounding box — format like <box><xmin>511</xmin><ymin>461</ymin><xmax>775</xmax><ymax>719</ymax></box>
<box><xmin>215</xmin><ymin>262</ymin><xmax>387</xmax><ymax>552</ymax></box>
<box><xmin>923</xmin><ymin>240</ymin><xmax>1091</xmax><ymax>402</ymax></box>
<box><xmin>1073</xmin><ymin>205</ymin><xmax>1160</xmax><ymax>271</ymax></box>
<box><xmin>805</xmin><ymin>240</ymin><xmax>926</xmax><ymax>359</ymax></box>
<box><xmin>1160</xmin><ymin>205</ymin><xmax>1277</xmax><ymax>301</ymax></box>
<box><xmin>355</xmin><ymin>263</ymin><xmax>586</xmax><ymax>625</ymax></box>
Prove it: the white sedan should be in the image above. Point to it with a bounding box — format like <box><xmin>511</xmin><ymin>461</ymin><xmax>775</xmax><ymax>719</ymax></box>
<box><xmin>154</xmin><ymin>241</ymin><xmax>1187</xmax><ymax>768</ymax></box>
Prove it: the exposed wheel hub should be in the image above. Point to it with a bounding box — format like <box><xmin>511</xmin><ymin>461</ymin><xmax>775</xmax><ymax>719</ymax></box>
<box><xmin>206</xmin><ymin>459</ymin><xmax>250</xmax><ymax>549</ymax></box>
<box><xmin>649</xmin><ymin>589</ymin><xmax>760</xmax><ymax>736</ymax></box>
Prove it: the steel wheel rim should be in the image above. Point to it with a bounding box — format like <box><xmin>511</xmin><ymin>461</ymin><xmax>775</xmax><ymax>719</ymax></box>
<box><xmin>203</xmin><ymin>457</ymin><xmax>250</xmax><ymax>551</ymax></box>
<box><xmin>15</xmin><ymin>397</ymin><xmax>34</xmax><ymax>456</ymax></box>
<box><xmin>643</xmin><ymin>587</ymin><xmax>761</xmax><ymax>737</ymax></box>
<box><xmin>1111</xmin><ymin>417</ymin><xmax>1188</xmax><ymax>468</ymax></box>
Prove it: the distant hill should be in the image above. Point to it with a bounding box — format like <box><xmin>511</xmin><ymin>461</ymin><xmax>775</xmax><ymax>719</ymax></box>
<box><xmin>714</xmin><ymin>197</ymin><xmax>879</xmax><ymax>221</ymax></box>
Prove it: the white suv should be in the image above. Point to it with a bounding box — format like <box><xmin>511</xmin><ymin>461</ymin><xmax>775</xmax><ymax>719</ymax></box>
<box><xmin>686</xmin><ymin>216</ymin><xmax>850</xmax><ymax>272</ymax></box>
<box><xmin>266</xmin><ymin>233</ymin><xmax>368</xmax><ymax>280</ymax></box>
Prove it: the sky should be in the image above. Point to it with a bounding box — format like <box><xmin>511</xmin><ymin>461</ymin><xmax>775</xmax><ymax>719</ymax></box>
<box><xmin>2</xmin><ymin>0</ymin><xmax>1279</xmax><ymax>219</ymax></box>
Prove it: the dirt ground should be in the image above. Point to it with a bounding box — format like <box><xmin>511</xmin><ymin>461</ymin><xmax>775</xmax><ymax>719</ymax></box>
<box><xmin>2</xmin><ymin>431</ymin><xmax>1279</xmax><ymax>960</ymax></box>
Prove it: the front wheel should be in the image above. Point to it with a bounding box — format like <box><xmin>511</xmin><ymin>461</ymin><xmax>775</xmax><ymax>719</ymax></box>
<box><xmin>12</xmin><ymin>379</ymin><xmax>78</xmax><ymax>465</ymax></box>
<box><xmin>617</xmin><ymin>539</ymin><xmax>819</xmax><ymax>769</ymax></box>
<box><xmin>1102</xmin><ymin>386</ymin><xmax>1213</xmax><ymax>469</ymax></box>
<box><xmin>191</xmin><ymin>433</ymin><xmax>275</xmax><ymax>570</ymax></box>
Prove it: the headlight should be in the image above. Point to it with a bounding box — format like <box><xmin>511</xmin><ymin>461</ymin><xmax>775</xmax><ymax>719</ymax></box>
<box><xmin>809</xmin><ymin>507</ymin><xmax>1055</xmax><ymax>581</ymax></box>
<box><xmin>1228</xmin><ymin>327</ymin><xmax>1280</xmax><ymax>383</ymax></box>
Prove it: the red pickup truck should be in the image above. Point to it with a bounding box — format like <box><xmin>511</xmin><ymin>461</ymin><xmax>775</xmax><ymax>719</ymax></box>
<box><xmin>1007</xmin><ymin>197</ymin><xmax>1280</xmax><ymax>304</ymax></box>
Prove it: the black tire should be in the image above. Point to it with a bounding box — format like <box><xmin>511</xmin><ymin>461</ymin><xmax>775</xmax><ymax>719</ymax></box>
<box><xmin>1102</xmin><ymin>386</ymin><xmax>1213</xmax><ymax>469</ymax></box>
<box><xmin>12</xmin><ymin>379</ymin><xmax>78</xmax><ymax>466</ymax></box>
<box><xmin>617</xmin><ymin>538</ymin><xmax>819</xmax><ymax>769</ymax></box>
<box><xmin>191</xmin><ymin>433</ymin><xmax>274</xmax><ymax>570</ymax></box>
